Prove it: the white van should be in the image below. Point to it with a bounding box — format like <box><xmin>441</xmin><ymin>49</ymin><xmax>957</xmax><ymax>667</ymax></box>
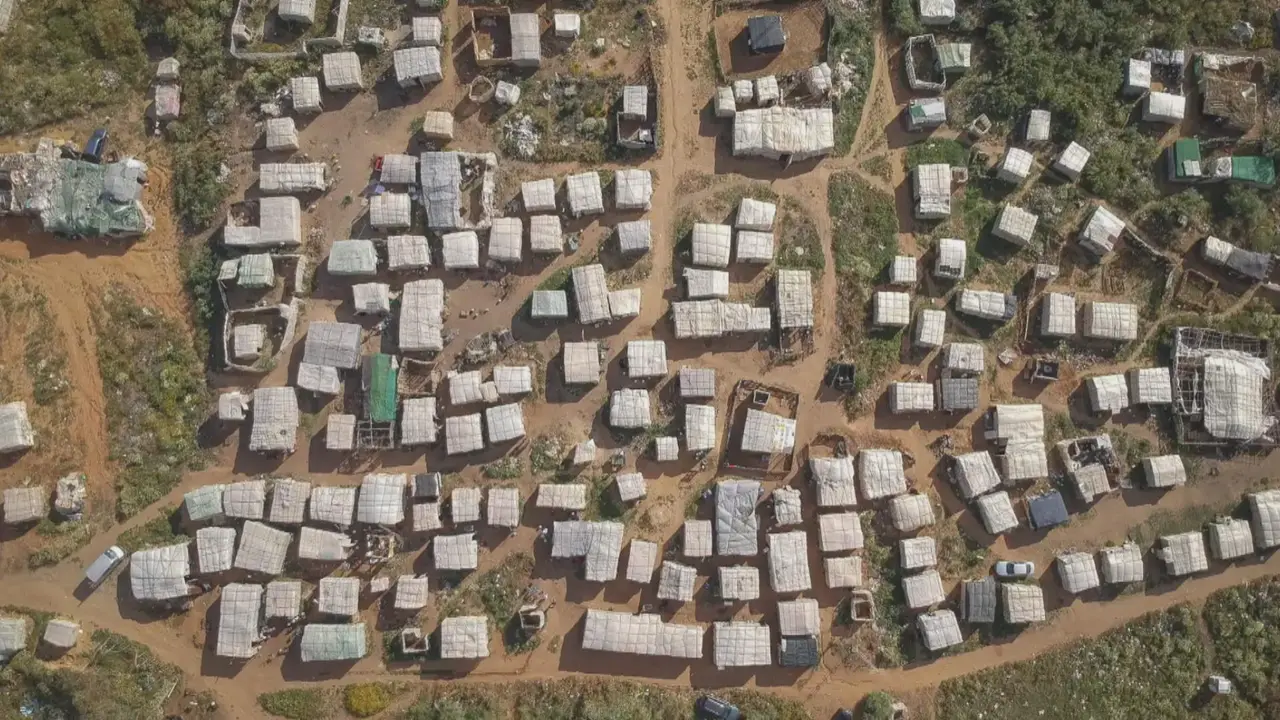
<box><xmin>84</xmin><ymin>546</ymin><xmax>126</xmax><ymax>588</ymax></box>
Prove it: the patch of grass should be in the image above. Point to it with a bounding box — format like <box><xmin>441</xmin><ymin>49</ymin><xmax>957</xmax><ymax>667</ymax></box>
<box><xmin>1044</xmin><ymin>411</ymin><xmax>1078</xmax><ymax>445</ymax></box>
<box><xmin>938</xmin><ymin>605</ymin><xmax>1207</xmax><ymax>719</ymax></box>
<box><xmin>705</xmin><ymin>28</ymin><xmax>724</xmax><ymax>83</ymax></box>
<box><xmin>1138</xmin><ymin>190</ymin><xmax>1212</xmax><ymax>246</ymax></box>
<box><xmin>538</xmin><ymin>266</ymin><xmax>574</xmax><ymax>292</ymax></box>
<box><xmin>906</xmin><ymin>139</ymin><xmax>967</xmax><ymax>169</ymax></box>
<box><xmin>828</xmin><ymin>4</ymin><xmax>875</xmax><ymax>155</ymax></box>
<box><xmin>530</xmin><ymin>433</ymin><xmax>567</xmax><ymax>475</ymax></box>
<box><xmin>23</xmin><ymin>293</ymin><xmax>69</xmax><ymax>406</ymax></box>
<box><xmin>935</xmin><ymin>516</ymin><xmax>988</xmax><ymax>580</ymax></box>
<box><xmin>117</xmin><ymin>507</ymin><xmax>187</xmax><ymax>552</ymax></box>
<box><xmin>1217</xmin><ymin>186</ymin><xmax>1280</xmax><ymax>254</ymax></box>
<box><xmin>1109</xmin><ymin>429</ymin><xmax>1153</xmax><ymax>471</ymax></box>
<box><xmin>439</xmin><ymin>553</ymin><xmax>534</xmax><ymax>628</ymax></box>
<box><xmin>1129</xmin><ymin>501</ymin><xmax>1234</xmax><ymax>550</ymax></box>
<box><xmin>1081</xmin><ymin>128</ymin><xmax>1160</xmax><ymax>211</ymax></box>
<box><xmin>483</xmin><ymin>457</ymin><xmax>523</xmax><ymax>480</ymax></box>
<box><xmin>401</xmin><ymin>687</ymin><xmax>503</xmax><ymax>720</ymax></box>
<box><xmin>585</xmin><ymin>474</ymin><xmax>631</xmax><ymax>522</ymax></box>
<box><xmin>508</xmin><ymin>76</ymin><xmax>621</xmax><ymax>164</ymax></box>
<box><xmin>260</xmin><ymin>689</ymin><xmax>333</xmax><ymax>720</ymax></box>
<box><xmin>28</xmin><ymin>520</ymin><xmax>95</xmax><ymax>569</ymax></box>
<box><xmin>863</xmin><ymin>513</ymin><xmax>908</xmax><ymax>667</ymax></box>
<box><xmin>344</xmin><ymin>683</ymin><xmax>404</xmax><ymax>718</ymax></box>
<box><xmin>829</xmin><ymin>172</ymin><xmax>898</xmax><ymax>278</ymax></box>
<box><xmin>775</xmin><ymin>199</ymin><xmax>825</xmax><ymax>274</ymax></box>
<box><xmin>1203</xmin><ymin>577</ymin><xmax>1280</xmax><ymax>707</ymax></box>
<box><xmin>95</xmin><ymin>289</ymin><xmax>208</xmax><ymax>519</ymax></box>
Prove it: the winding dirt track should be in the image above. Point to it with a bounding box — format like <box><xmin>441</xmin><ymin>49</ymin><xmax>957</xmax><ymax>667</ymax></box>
<box><xmin>2</xmin><ymin>3</ymin><xmax>1279</xmax><ymax>719</ymax></box>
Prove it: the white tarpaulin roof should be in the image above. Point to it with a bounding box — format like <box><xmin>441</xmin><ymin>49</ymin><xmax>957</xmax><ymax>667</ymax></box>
<box><xmin>768</xmin><ymin>531</ymin><xmax>811</xmax><ymax>593</ymax></box>
<box><xmin>889</xmin><ymin>494</ymin><xmax>935</xmax><ymax>532</ymax></box>
<box><xmin>713</xmin><ymin>622</ymin><xmax>772</xmax><ymax>668</ymax></box>
<box><xmin>954</xmin><ymin>451</ymin><xmax>1000</xmax><ymax>500</ymax></box>
<box><xmin>1203</xmin><ymin>355</ymin><xmax>1272</xmax><ymax>441</ymax></box>
<box><xmin>733</xmin><ymin>107</ymin><xmax>835</xmax><ymax>160</ymax></box>
<box><xmin>573</xmin><ymin>264</ymin><xmax>611</xmax><ymax>324</ymax></box>
<box><xmin>357</xmin><ymin>474</ymin><xmax>405</xmax><ymax>525</ymax></box>
<box><xmin>626</xmin><ymin>540</ymin><xmax>658</xmax><ymax>583</ymax></box>
<box><xmin>715</xmin><ymin>480</ymin><xmax>760</xmax><ymax>556</ymax></box>
<box><xmin>685</xmin><ymin>404</ymin><xmax>716</xmax><ymax>452</ymax></box>
<box><xmin>216</xmin><ymin>584</ymin><xmax>263</xmax><ymax>658</ymax></box>
<box><xmin>811</xmin><ymin>455</ymin><xmax>856</xmax><ymax>507</ymax></box>
<box><xmin>740</xmin><ymin>409</ymin><xmax>796</xmax><ymax>454</ymax></box>
<box><xmin>991</xmin><ymin>404</ymin><xmax>1044</xmax><ymax>443</ymax></box>
<box><xmin>776</xmin><ymin>269</ymin><xmax>814</xmax><ymax>329</ymax></box>
<box><xmin>440</xmin><ymin>616</ymin><xmax>490</xmax><ymax>659</ymax></box>
<box><xmin>552</xmin><ymin>521</ymin><xmax>623</xmax><ymax>581</ymax></box>
<box><xmin>582</xmin><ymin>610</ymin><xmax>703</xmax><ymax>658</ymax></box>
<box><xmin>657</xmin><ymin>561</ymin><xmax>697</xmax><ymax>601</ymax></box>
<box><xmin>131</xmin><ymin>543</ymin><xmax>190</xmax><ymax>601</ymax></box>
<box><xmin>859</xmin><ymin>449</ymin><xmax>907</xmax><ymax>500</ymax></box>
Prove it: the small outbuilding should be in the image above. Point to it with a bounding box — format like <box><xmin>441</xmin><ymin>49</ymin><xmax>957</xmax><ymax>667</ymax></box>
<box><xmin>1057</xmin><ymin>552</ymin><xmax>1101</xmax><ymax>594</ymax></box>
<box><xmin>1001</xmin><ymin>584</ymin><xmax>1046</xmax><ymax>624</ymax></box>
<box><xmin>992</xmin><ymin>204</ymin><xmax>1038</xmax><ymax>247</ymax></box>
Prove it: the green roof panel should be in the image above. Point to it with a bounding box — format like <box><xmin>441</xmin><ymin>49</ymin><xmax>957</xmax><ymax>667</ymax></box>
<box><xmin>365</xmin><ymin>354</ymin><xmax>398</xmax><ymax>423</ymax></box>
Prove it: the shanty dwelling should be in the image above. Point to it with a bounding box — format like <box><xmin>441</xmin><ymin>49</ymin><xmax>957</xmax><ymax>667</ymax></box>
<box><xmin>768</xmin><ymin>531</ymin><xmax>812</xmax><ymax>594</ymax></box>
<box><xmin>153</xmin><ymin>84</ymin><xmax>181</xmax><ymax>121</ymax></box>
<box><xmin>1054</xmin><ymin>141</ymin><xmax>1092</xmax><ymax>181</ymax></box>
<box><xmin>1128</xmin><ymin>367</ymin><xmax>1173</xmax><ymax>405</ymax></box>
<box><xmin>889</xmin><ymin>494</ymin><xmax>935</xmax><ymax>533</ymax></box>
<box><xmin>572</xmin><ymin>440</ymin><xmax>597</xmax><ymax>466</ymax></box>
<box><xmin>1208</xmin><ymin>517</ymin><xmax>1255</xmax><ymax>561</ymax></box>
<box><xmin>737</xmin><ymin>198</ymin><xmax>776</xmax><ymax>231</ymax></box>
<box><xmin>445</xmin><ymin>414</ymin><xmax>485</xmax><ymax>455</ymax></box>
<box><xmin>310</xmin><ymin>486</ymin><xmax>357</xmax><ymax>528</ymax></box>
<box><xmin>0</xmin><ymin>402</ymin><xmax>34</xmax><ymax>454</ymax></box>
<box><xmin>434</xmin><ymin>534</ymin><xmax>480</xmax><ymax>572</ymax></box>
<box><xmin>216</xmin><ymin>584</ymin><xmax>264</xmax><ymax>660</ymax></box>
<box><xmin>322</xmin><ymin>52</ymin><xmax>363</xmax><ymax>91</ymax></box>
<box><xmin>992</xmin><ymin>204</ymin><xmax>1038</xmax><ymax>247</ymax></box>
<box><xmin>0</xmin><ymin>616</ymin><xmax>28</xmax><ymax>663</ymax></box>
<box><xmin>400</xmin><ymin>397</ymin><xmax>438</xmax><ymax>447</ymax></box>
<box><xmin>1142</xmin><ymin>454</ymin><xmax>1187</xmax><ymax>490</ymax></box>
<box><xmin>715</xmin><ymin>480</ymin><xmax>761</xmax><ymax>556</ymax></box>
<box><xmin>573</xmin><ymin>264</ymin><xmax>612</xmax><ymax>323</ymax></box>
<box><xmin>717</xmin><ymin>566</ymin><xmax>761</xmax><ymax>602</ymax></box>
<box><xmin>441</xmin><ymin>231</ymin><xmax>481</xmax><ymax>270</ymax></box>
<box><xmin>277</xmin><ymin>0</ymin><xmax>315</xmax><ymax>22</ymax></box>
<box><xmin>931</xmin><ymin>238</ymin><xmax>966</xmax><ymax>282</ymax></box>
<box><xmin>825</xmin><ymin>556</ymin><xmax>862</xmax><ymax>589</ymax></box>
<box><xmin>906</xmin><ymin>97</ymin><xmax>948</xmax><ymax>132</ymax></box>
<box><xmin>352</xmin><ymin>283</ymin><xmax>391</xmax><ymax>315</ymax></box>
<box><xmin>554</xmin><ymin>11</ymin><xmax>581</xmax><ymax>38</ymax></box>
<box><xmin>224</xmin><ymin>480</ymin><xmax>267</xmax><ymax>521</ymax></box>
<box><xmin>536</xmin><ymin>483</ymin><xmax>588</xmax><ymax>513</ymax></box>
<box><xmin>900</xmin><ymin>537</ymin><xmax>938</xmax><ymax>571</ymax></box>
<box><xmin>41</xmin><ymin>619</ymin><xmax>80</xmax><ymax>655</ymax></box>
<box><xmin>1079</xmin><ymin>205</ymin><xmax>1125</xmax><ymax>257</ymax></box>
<box><xmin>609</xmin><ymin>289</ymin><xmax>642</xmax><ymax>319</ymax></box>
<box><xmin>777</xmin><ymin>598</ymin><xmax>820</xmax><ymax>667</ymax></box>
<box><xmin>998</xmin><ymin>148</ymin><xmax>1035</xmax><ymax>185</ymax></box>
<box><xmin>976</xmin><ymin>491</ymin><xmax>1019</xmax><ymax>534</ymax></box>
<box><xmin>615</xmin><ymin>473</ymin><xmax>647</xmax><ymax>504</ymax></box>
<box><xmin>1124</xmin><ymin>58</ymin><xmax>1152</xmax><ymax>96</ymax></box>
<box><xmin>391</xmin><ymin>575</ymin><xmax>430</xmax><ymax>613</ymax></box>
<box><xmin>296</xmin><ymin>362</ymin><xmax>340</xmax><ymax>396</ymax></box>
<box><xmin>528</xmin><ymin>216</ymin><xmax>564</xmax><ymax>256</ymax></box>
<box><xmin>615</xmin><ymin>169</ymin><xmax>653</xmax><ymax>211</ymax></box>
<box><xmin>805</xmin><ymin>62</ymin><xmax>835</xmax><ymax>97</ymax></box>
<box><xmin>1158</xmin><ymin>531</ymin><xmax>1210</xmax><ymax>577</ymax></box>
<box><xmin>953</xmin><ymin>451</ymin><xmax>1001</xmax><ymax>501</ymax></box>
<box><xmin>626</xmin><ymin>340</ymin><xmax>668</xmax><ymax>379</ymax></box>
<box><xmin>890</xmin><ymin>382</ymin><xmax>935</xmax><ymax>413</ymax></box>
<box><xmin>616</xmin><ymin>219</ymin><xmax>652</xmax><ymax>255</ymax></box>
<box><xmin>485</xmin><ymin>403</ymin><xmax>526</xmax><ymax>445</ymax></box>
<box><xmin>1095</xmin><ymin>542</ymin><xmax>1144</xmax><ymax>585</ymax></box>
<box><xmin>955</xmin><ymin>289</ymin><xmax>1017</xmax><ymax>323</ymax></box>
<box><xmin>563</xmin><ymin>341</ymin><xmax>602</xmax><ymax>385</ymax></box>
<box><xmin>818</xmin><ymin>512</ymin><xmax>864</xmax><ymax>553</ymax></box>
<box><xmin>327</xmin><ymin>240</ymin><xmax>378</xmax><ymax>276</ymax></box>
<box><xmin>776</xmin><ymin>269</ymin><xmax>815</xmax><ymax>330</ymax></box>
<box><xmin>1029</xmin><ymin>491</ymin><xmax>1070</xmax><ymax>530</ymax></box>
<box><xmin>234</xmin><ymin>253</ymin><xmax>275</xmax><ymax>289</ymax></box>
<box><xmin>412</xmin><ymin>16</ymin><xmax>444</xmax><ymax>46</ymax></box>
<box><xmin>394</xmin><ymin>47</ymin><xmax>444</xmax><ymax>88</ymax></box>
<box><xmin>873</xmin><ymin>291</ymin><xmax>911</xmax><ymax>328</ymax></box>
<box><xmin>299</xmin><ymin>623</ymin><xmax>368</xmax><ymax>663</ymax></box>
<box><xmin>521</xmin><ymin>178</ymin><xmax>557</xmax><ymax>213</ymax></box>
<box><xmin>1002</xmin><ymin>584</ymin><xmax>1046</xmax><ymax>624</ymax></box>
<box><xmin>914</xmin><ymin>163</ymin><xmax>952</xmax><ymax>219</ymax></box>
<box><xmin>747</xmin><ymin>13</ymin><xmax>786</xmax><ymax>54</ymax></box>
<box><xmin>451</xmin><ymin>487</ymin><xmax>482</xmax><ymax>525</ymax></box>
<box><xmin>918</xmin><ymin>0</ymin><xmax>955</xmax><ymax>24</ymax></box>
<box><xmin>1082</xmin><ymin>302</ymin><xmax>1139</xmax><ymax>342</ymax></box>
<box><xmin>156</xmin><ymin>57</ymin><xmax>180</xmax><ymax>81</ymax></box>
<box><xmin>2</xmin><ymin>486</ymin><xmax>44</xmax><ymax>526</ymax></box>
<box><xmin>264</xmin><ymin>117</ymin><xmax>299</xmax><ymax>152</ymax></box>
<box><xmin>1057</xmin><ymin>552</ymin><xmax>1101</xmax><ymax>594</ymax></box>
<box><xmin>691</xmin><ymin>223</ymin><xmax>733</xmax><ymax>268</ymax></box>
<box><xmin>130</xmin><ymin>543</ymin><xmax>192</xmax><ymax>603</ymax></box>
<box><xmin>1144</xmin><ymin>91</ymin><xmax>1187</xmax><ymax>124</ymax></box>
<box><xmin>915</xmin><ymin>309</ymin><xmax>946</xmax><ymax>349</ymax></box>
<box><xmin>754</xmin><ymin>75</ymin><xmax>780</xmax><ymax>106</ymax></box>
<box><xmin>732</xmin><ymin>106</ymin><xmax>836</xmax><ymax>159</ymax></box>
<box><xmin>1069</xmin><ymin>463</ymin><xmax>1112</xmax><ymax>504</ymax></box>
<box><xmin>902</xmin><ymin>569</ymin><xmax>945</xmax><ymax>610</ymax></box>
<box><xmin>1025</xmin><ymin>109</ymin><xmax>1051</xmax><ymax>142</ymax></box>
<box><xmin>679</xmin><ymin>367</ymin><xmax>716</xmax><ymax>400</ymax></box>
<box><xmin>772</xmin><ymin>487</ymin><xmax>803</xmax><ymax>527</ymax></box>
<box><xmin>732</xmin><ymin>228</ymin><xmax>774</xmax><ymax>265</ymax></box>
<box><xmin>941</xmin><ymin>342</ymin><xmax>985</xmax><ymax>377</ymax></box>
<box><xmin>439</xmin><ymin>616</ymin><xmax>491</xmax><ymax>660</ymax></box>
<box><xmin>960</xmin><ymin>577</ymin><xmax>997</xmax><ymax>623</ymax></box>
<box><xmin>859</xmin><ymin>449</ymin><xmax>908</xmax><ymax>501</ymax></box>
<box><xmin>716</xmin><ymin>86</ymin><xmax>738</xmax><ymax>117</ymax></box>
<box><xmin>249</xmin><ymin>387</ymin><xmax>300</xmax><ymax>454</ymax></box>
<box><xmin>658</xmin><ymin>561</ymin><xmax>698</xmax><ymax>602</ymax></box>
<box><xmin>218</xmin><ymin>392</ymin><xmax>249</xmax><ymax>423</ymax></box>
<box><xmin>683</xmin><ymin>519</ymin><xmax>714</xmax><ymax>559</ymax></box>
<box><xmin>918</xmin><ymin>609</ymin><xmax>963</xmax><ymax>652</ymax></box>
<box><xmin>889</xmin><ymin>255</ymin><xmax>918</xmax><ymax>286</ymax></box>
<box><xmin>259</xmin><ymin>163</ymin><xmax>328</xmax><ymax>194</ymax></box>
<box><xmin>234</xmin><ymin>521</ymin><xmax>292</xmax><ymax>575</ymax></box>
<box><xmin>417</xmin><ymin>111</ymin><xmax>454</xmax><ymax>141</ymax></box>
<box><xmin>357</xmin><ymin>474</ymin><xmax>407</xmax><ymax>527</ymax></box>
<box><xmin>194</xmin><ymin>527</ymin><xmax>236</xmax><ymax>575</ymax></box>
<box><xmin>264</xmin><ymin>580</ymin><xmax>303</xmax><ymax>623</ymax></box>
<box><xmin>493</xmin><ymin>366</ymin><xmax>533</xmax><ymax>396</ymax></box>
<box><xmin>609</xmin><ymin>389</ymin><xmax>652</xmax><ymax>430</ymax></box>
<box><xmin>811</xmin><ymin>455</ymin><xmax>857</xmax><ymax>508</ymax></box>
<box><xmin>1086</xmin><ymin>374</ymin><xmax>1131</xmax><ymax>414</ymax></box>
<box><xmin>386</xmin><ymin>236</ymin><xmax>432</xmax><ymax>272</ymax></box>
<box><xmin>369</xmin><ymin>193</ymin><xmax>412</xmax><ymax>230</ymax></box>
<box><xmin>304</xmin><ymin>322</ymin><xmax>361</xmax><ymax>372</ymax></box>
<box><xmin>298</xmin><ymin>527</ymin><xmax>354</xmax><ymax>562</ymax></box>
<box><xmin>486</xmin><ymin>488</ymin><xmax>520</xmax><ymax>529</ymax></box>
<box><xmin>625</xmin><ymin>540</ymin><xmax>658</xmax><ymax>583</ymax></box>
<box><xmin>1248</xmin><ymin>490</ymin><xmax>1280</xmax><ymax>549</ymax></box>
<box><xmin>739</xmin><ymin>408</ymin><xmax>797</xmax><ymax>455</ymax></box>
<box><xmin>183</xmin><ymin>485</ymin><xmax>226</xmax><ymax>526</ymax></box>
<box><xmin>290</xmin><ymin>76</ymin><xmax>322</xmax><ymax>113</ymax></box>
<box><xmin>1034</xmin><ymin>296</ymin><xmax>1079</xmax><ymax>345</ymax></box>
<box><xmin>1201</xmin><ymin>236</ymin><xmax>1274</xmax><ymax>283</ymax></box>
<box><xmin>551</xmin><ymin>521</ymin><xmax>624</xmax><ymax>581</ymax></box>
<box><xmin>581</xmin><ymin>609</ymin><xmax>703</xmax><ymax>659</ymax></box>
<box><xmin>450</xmin><ymin>371</ymin><xmax>484</xmax><ymax>406</ymax></box>
<box><xmin>488</xmin><ymin>217</ymin><xmax>523</xmax><ymax>264</ymax></box>
<box><xmin>986</xmin><ymin>403</ymin><xmax>1045</xmax><ymax>447</ymax></box>
<box><xmin>939</xmin><ymin>377</ymin><xmax>980</xmax><ymax>413</ymax></box>
<box><xmin>566</xmin><ymin>172</ymin><xmax>604</xmax><ymax>217</ymax></box>
<box><xmin>411</xmin><ymin>503</ymin><xmax>443</xmax><ymax>533</ymax></box>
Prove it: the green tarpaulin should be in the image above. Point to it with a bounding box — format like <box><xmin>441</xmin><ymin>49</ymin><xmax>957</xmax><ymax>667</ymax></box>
<box><xmin>365</xmin><ymin>354</ymin><xmax>398</xmax><ymax>423</ymax></box>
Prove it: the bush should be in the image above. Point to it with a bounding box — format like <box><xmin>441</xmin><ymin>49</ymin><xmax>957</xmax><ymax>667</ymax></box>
<box><xmin>861</xmin><ymin>691</ymin><xmax>897</xmax><ymax>719</ymax></box>
<box><xmin>172</xmin><ymin>139</ymin><xmax>230</xmax><ymax>231</ymax></box>
<box><xmin>259</xmin><ymin>689</ymin><xmax>331</xmax><ymax>719</ymax></box>
<box><xmin>1138</xmin><ymin>190</ymin><xmax>1211</xmax><ymax>244</ymax></box>
<box><xmin>343</xmin><ymin>683</ymin><xmax>393</xmax><ymax>718</ymax></box>
<box><xmin>1218</xmin><ymin>186</ymin><xmax>1279</xmax><ymax>253</ymax></box>
<box><xmin>888</xmin><ymin>0</ymin><xmax>923</xmax><ymax>36</ymax></box>
<box><xmin>1082</xmin><ymin>129</ymin><xmax>1159</xmax><ymax>211</ymax></box>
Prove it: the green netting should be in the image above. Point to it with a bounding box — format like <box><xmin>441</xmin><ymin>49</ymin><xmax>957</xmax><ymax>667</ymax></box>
<box><xmin>366</xmin><ymin>353</ymin><xmax>398</xmax><ymax>423</ymax></box>
<box><xmin>1231</xmin><ymin>156</ymin><xmax>1276</xmax><ymax>187</ymax></box>
<box><xmin>47</xmin><ymin>159</ymin><xmax>148</xmax><ymax>237</ymax></box>
<box><xmin>1172</xmin><ymin>139</ymin><xmax>1200</xmax><ymax>180</ymax></box>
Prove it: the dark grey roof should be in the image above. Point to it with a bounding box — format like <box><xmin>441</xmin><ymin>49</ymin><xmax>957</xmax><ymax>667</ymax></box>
<box><xmin>962</xmin><ymin>576</ymin><xmax>997</xmax><ymax>624</ymax></box>
<box><xmin>778</xmin><ymin>635</ymin><xmax>819</xmax><ymax>667</ymax></box>
<box><xmin>747</xmin><ymin>15</ymin><xmax>785</xmax><ymax>52</ymax></box>
<box><xmin>1027</xmin><ymin>491</ymin><xmax>1069</xmax><ymax>530</ymax></box>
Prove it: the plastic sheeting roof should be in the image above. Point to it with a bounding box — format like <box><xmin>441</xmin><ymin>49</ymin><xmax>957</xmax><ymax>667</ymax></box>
<box><xmin>130</xmin><ymin>543</ymin><xmax>191</xmax><ymax>601</ymax></box>
<box><xmin>657</xmin><ymin>561</ymin><xmax>697</xmax><ymax>601</ymax></box>
<box><xmin>440</xmin><ymin>616</ymin><xmax>490</xmax><ymax>659</ymax></box>
<box><xmin>740</xmin><ymin>408</ymin><xmax>796</xmax><ymax>454</ymax></box>
<box><xmin>1099</xmin><ymin>542</ymin><xmax>1144</xmax><ymax>584</ymax></box>
<box><xmin>954</xmin><ymin>451</ymin><xmax>1000</xmax><ymax>500</ymax></box>
<box><xmin>859</xmin><ymin>449</ymin><xmax>907</xmax><ymax>500</ymax></box>
<box><xmin>976</xmin><ymin>491</ymin><xmax>1018</xmax><ymax>534</ymax></box>
<box><xmin>582</xmin><ymin>610</ymin><xmax>703</xmax><ymax>658</ymax></box>
<box><xmin>434</xmin><ymin>533</ymin><xmax>479</xmax><ymax>570</ymax></box>
<box><xmin>216</xmin><ymin>583</ymin><xmax>263</xmax><ymax>658</ymax></box>
<box><xmin>768</xmin><ymin>531</ymin><xmax>811</xmax><ymax>593</ymax></box>
<box><xmin>1057</xmin><ymin>552</ymin><xmax>1100</xmax><ymax>594</ymax></box>
<box><xmin>903</xmin><ymin>570</ymin><xmax>945</xmax><ymax>609</ymax></box>
<box><xmin>573</xmin><ymin>264</ymin><xmax>611</xmax><ymax>324</ymax></box>
<box><xmin>889</xmin><ymin>494</ymin><xmax>934</xmax><ymax>532</ymax></box>
<box><xmin>811</xmin><ymin>455</ymin><xmax>856</xmax><ymax>507</ymax></box>
<box><xmin>713</xmin><ymin>622</ymin><xmax>772</xmax><ymax>668</ymax></box>
<box><xmin>733</xmin><ymin>107</ymin><xmax>835</xmax><ymax>160</ymax></box>
<box><xmin>311</xmin><ymin>486</ymin><xmax>356</xmax><ymax>526</ymax></box>
<box><xmin>714</xmin><ymin>480</ymin><xmax>760</xmax><ymax>556</ymax></box>
<box><xmin>357</xmin><ymin>474</ymin><xmax>406</xmax><ymax>525</ymax></box>
<box><xmin>818</xmin><ymin>512</ymin><xmax>863</xmax><ymax>552</ymax></box>
<box><xmin>300</xmin><ymin>623</ymin><xmax>366</xmax><ymax>662</ymax></box>
<box><xmin>1002</xmin><ymin>584</ymin><xmax>1046</xmax><ymax>623</ymax></box>
<box><xmin>1203</xmin><ymin>355</ymin><xmax>1272</xmax><ymax>441</ymax></box>
<box><xmin>552</xmin><ymin>521</ymin><xmax>623</xmax><ymax>581</ymax></box>
<box><xmin>626</xmin><ymin>540</ymin><xmax>658</xmax><ymax>582</ymax></box>
<box><xmin>919</xmin><ymin>609</ymin><xmax>962</xmax><ymax>651</ymax></box>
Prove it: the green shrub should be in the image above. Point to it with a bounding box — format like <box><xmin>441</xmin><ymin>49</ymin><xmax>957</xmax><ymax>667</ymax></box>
<box><xmin>888</xmin><ymin>0</ymin><xmax>923</xmax><ymax>36</ymax></box>
<box><xmin>344</xmin><ymin>683</ymin><xmax>394</xmax><ymax>718</ymax></box>
<box><xmin>861</xmin><ymin>692</ymin><xmax>897</xmax><ymax>719</ymax></box>
<box><xmin>259</xmin><ymin>689</ymin><xmax>331</xmax><ymax>719</ymax></box>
